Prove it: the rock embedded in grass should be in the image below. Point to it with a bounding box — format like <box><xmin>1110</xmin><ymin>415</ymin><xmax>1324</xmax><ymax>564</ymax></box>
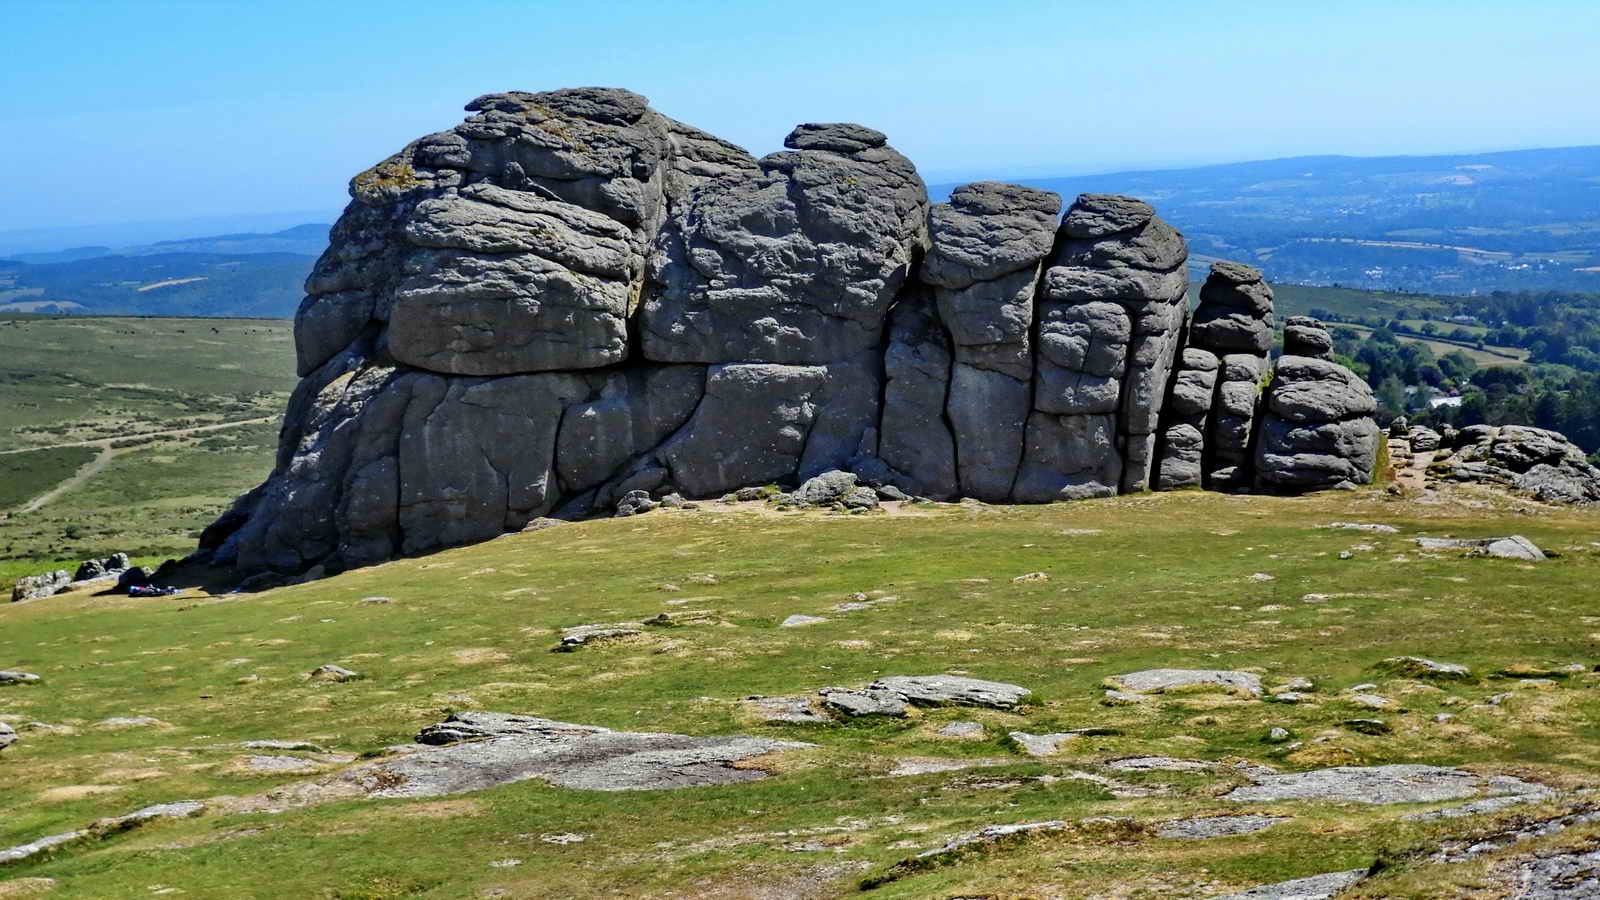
<box><xmin>1222</xmin><ymin>764</ymin><xmax>1547</xmax><ymax>804</ymax></box>
<box><xmin>1106</xmin><ymin>757</ymin><xmax>1216</xmax><ymax>772</ymax></box>
<box><xmin>1207</xmin><ymin>868</ymin><xmax>1368</xmax><ymax>900</ymax></box>
<box><xmin>1340</xmin><ymin>718</ymin><xmax>1392</xmax><ymax>735</ymax></box>
<box><xmin>555</xmin><ymin>625</ymin><xmax>642</xmax><ymax>650</ymax></box>
<box><xmin>1008</xmin><ymin>731</ymin><xmax>1077</xmax><ymax>756</ymax></box>
<box><xmin>779</xmin><ymin>614</ymin><xmax>828</xmax><ymax>628</ymax></box>
<box><xmin>1105</xmin><ymin>668</ymin><xmax>1264</xmax><ymax>698</ymax></box>
<box><xmin>0</xmin><ymin>722</ymin><xmax>15</xmax><ymax>751</ymax></box>
<box><xmin>0</xmin><ymin>671</ymin><xmax>41</xmax><ymax>685</ymax></box>
<box><xmin>1414</xmin><ymin>535</ymin><xmax>1546</xmax><ymax>561</ymax></box>
<box><xmin>1372</xmin><ymin>656</ymin><xmax>1474</xmax><ymax>682</ymax></box>
<box><xmin>741</xmin><ymin>696</ymin><xmax>831</xmax><ymax>726</ymax></box>
<box><xmin>93</xmin><ymin>716</ymin><xmax>169</xmax><ymax>729</ymax></box>
<box><xmin>936</xmin><ymin>721</ymin><xmax>986</xmax><ymax>739</ymax></box>
<box><xmin>309</xmin><ymin>664</ymin><xmax>361</xmax><ymax>682</ymax></box>
<box><xmin>336</xmin><ymin>711</ymin><xmax>816</xmax><ymax>795</ymax></box>
<box><xmin>1156</xmin><ymin>814</ymin><xmax>1288</xmax><ymax>839</ymax></box>
<box><xmin>818</xmin><ymin>687</ymin><xmax>907</xmax><ymax>718</ymax></box>
<box><xmin>242</xmin><ymin>740</ymin><xmax>327</xmax><ymax>752</ymax></box>
<box><xmin>0</xmin><ymin>800</ymin><xmax>204</xmax><ymax>867</ymax></box>
<box><xmin>869</xmin><ymin>674</ymin><xmax>1032</xmax><ymax>709</ymax></box>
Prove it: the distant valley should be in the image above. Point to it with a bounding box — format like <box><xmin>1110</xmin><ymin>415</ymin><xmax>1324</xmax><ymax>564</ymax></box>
<box><xmin>7</xmin><ymin>144</ymin><xmax>1600</xmax><ymax>319</ymax></box>
<box><xmin>0</xmin><ymin>224</ymin><xmax>325</xmax><ymax>318</ymax></box>
<box><xmin>937</xmin><ymin>144</ymin><xmax>1600</xmax><ymax>293</ymax></box>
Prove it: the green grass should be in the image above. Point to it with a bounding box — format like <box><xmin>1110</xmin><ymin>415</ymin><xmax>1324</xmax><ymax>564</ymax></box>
<box><xmin>0</xmin><ymin>316</ymin><xmax>294</xmax><ymax>451</ymax></box>
<box><xmin>0</xmin><ymin>446</ymin><xmax>95</xmax><ymax>511</ymax></box>
<box><xmin>0</xmin><ymin>423</ymin><xmax>280</xmax><ymax>582</ymax></box>
<box><xmin>4</xmin><ymin>489</ymin><xmax>1600</xmax><ymax>897</ymax></box>
<box><xmin>1334</xmin><ymin>321</ymin><xmax>1528</xmax><ymax>367</ymax></box>
<box><xmin>1271</xmin><ymin>284</ymin><xmax>1451</xmax><ymax>323</ymax></box>
<box><xmin>0</xmin><ymin>317</ymin><xmax>290</xmax><ymax>590</ymax></box>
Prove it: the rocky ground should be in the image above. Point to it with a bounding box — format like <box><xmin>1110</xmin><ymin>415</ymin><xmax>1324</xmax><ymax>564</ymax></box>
<box><xmin>3</xmin><ymin>484</ymin><xmax>1600</xmax><ymax>897</ymax></box>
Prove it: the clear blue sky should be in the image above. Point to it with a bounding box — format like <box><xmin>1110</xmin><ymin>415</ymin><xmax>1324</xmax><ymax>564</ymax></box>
<box><xmin>3</xmin><ymin>0</ymin><xmax>1598</xmax><ymax>232</ymax></box>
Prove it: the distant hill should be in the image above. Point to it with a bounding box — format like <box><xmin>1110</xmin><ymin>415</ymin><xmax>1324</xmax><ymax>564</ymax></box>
<box><xmin>7</xmin><ymin>223</ymin><xmax>330</xmax><ymax>265</ymax></box>
<box><xmin>0</xmin><ymin>251</ymin><xmax>314</xmax><ymax>317</ymax></box>
<box><xmin>935</xmin><ymin>145</ymin><xmax>1600</xmax><ymax>294</ymax></box>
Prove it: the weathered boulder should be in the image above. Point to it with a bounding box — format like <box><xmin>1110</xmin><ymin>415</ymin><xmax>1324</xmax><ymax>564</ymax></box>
<box><xmin>1255</xmin><ymin>350</ymin><xmax>1380</xmax><ymax>492</ymax></box>
<box><xmin>0</xmin><ymin>721</ymin><xmax>15</xmax><ymax>752</ymax></box>
<box><xmin>1282</xmin><ymin>315</ymin><xmax>1333</xmax><ymax>360</ymax></box>
<box><xmin>10</xmin><ymin>570</ymin><xmax>70</xmax><ymax>602</ymax></box>
<box><xmin>1431</xmin><ymin>424</ymin><xmax>1600</xmax><ymax>503</ymax></box>
<box><xmin>641</xmin><ymin>123</ymin><xmax>927</xmax><ymax>364</ymax></box>
<box><xmin>1030</xmin><ymin>194</ymin><xmax>1188</xmax><ymax>499</ymax></box>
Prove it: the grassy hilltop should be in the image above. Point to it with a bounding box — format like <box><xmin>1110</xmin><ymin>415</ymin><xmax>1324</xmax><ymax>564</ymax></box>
<box><xmin>3</xmin><ymin>486</ymin><xmax>1600</xmax><ymax>897</ymax></box>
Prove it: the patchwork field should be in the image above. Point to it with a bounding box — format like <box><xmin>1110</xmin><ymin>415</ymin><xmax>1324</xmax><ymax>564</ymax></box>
<box><xmin>4</xmin><ymin>487</ymin><xmax>1600</xmax><ymax>897</ymax></box>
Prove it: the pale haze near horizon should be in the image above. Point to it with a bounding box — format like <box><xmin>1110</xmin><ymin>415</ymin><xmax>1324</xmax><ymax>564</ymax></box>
<box><xmin>3</xmin><ymin>0</ymin><xmax>1597</xmax><ymax>241</ymax></box>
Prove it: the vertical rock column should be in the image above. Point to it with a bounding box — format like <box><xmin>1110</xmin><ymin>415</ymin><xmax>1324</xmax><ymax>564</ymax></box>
<box><xmin>918</xmin><ymin>182</ymin><xmax>1061</xmax><ymax>502</ymax></box>
<box><xmin>1255</xmin><ymin>316</ymin><xmax>1380</xmax><ymax>492</ymax></box>
<box><xmin>1186</xmin><ymin>262</ymin><xmax>1274</xmax><ymax>490</ymax></box>
<box><xmin>1019</xmin><ymin>195</ymin><xmax>1188</xmax><ymax>500</ymax></box>
<box><xmin>1153</xmin><ymin>346</ymin><xmax>1219</xmax><ymax>489</ymax></box>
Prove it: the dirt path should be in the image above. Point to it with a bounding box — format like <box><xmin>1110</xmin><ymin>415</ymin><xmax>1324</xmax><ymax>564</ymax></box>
<box><xmin>0</xmin><ymin>416</ymin><xmax>276</xmax><ymax>456</ymax></box>
<box><xmin>1395</xmin><ymin>446</ymin><xmax>1434</xmax><ymax>493</ymax></box>
<box><xmin>7</xmin><ymin>415</ymin><xmax>276</xmax><ymax>515</ymax></box>
<box><xmin>18</xmin><ymin>446</ymin><xmax>117</xmax><ymax>513</ymax></box>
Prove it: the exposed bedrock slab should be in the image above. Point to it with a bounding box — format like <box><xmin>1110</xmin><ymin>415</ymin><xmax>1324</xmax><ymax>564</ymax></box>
<box><xmin>1107</xmin><ymin>669</ymin><xmax>1264</xmax><ymax>698</ymax></box>
<box><xmin>261</xmin><ymin>711</ymin><xmax>824</xmax><ymax>799</ymax></box>
<box><xmin>1222</xmin><ymin>764</ymin><xmax>1549</xmax><ymax>805</ymax></box>
<box><xmin>385</xmin><ymin>184</ymin><xmax>638</xmax><ymax>375</ymax></box>
<box><xmin>554</xmin><ymin>365</ymin><xmax>705</xmax><ymax>494</ymax></box>
<box><xmin>1206</xmin><ymin>869</ymin><xmax>1368</xmax><ymax>900</ymax></box>
<box><xmin>1282</xmin><ymin>315</ymin><xmax>1334</xmax><ymax>360</ymax></box>
<box><xmin>922</xmin><ymin>182</ymin><xmax>1061</xmax><ymax>289</ymax></box>
<box><xmin>1157</xmin><ymin>815</ymin><xmax>1288</xmax><ymax>839</ymax></box>
<box><xmin>869</xmin><ymin>675</ymin><xmax>1032</xmax><ymax>709</ymax></box>
<box><xmin>641</xmin><ymin>123</ymin><xmax>928</xmax><ymax>364</ymax></box>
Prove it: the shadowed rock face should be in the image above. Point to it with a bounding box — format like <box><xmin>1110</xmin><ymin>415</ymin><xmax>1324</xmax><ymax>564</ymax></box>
<box><xmin>201</xmin><ymin>87</ymin><xmax>1381</xmax><ymax>576</ymax></box>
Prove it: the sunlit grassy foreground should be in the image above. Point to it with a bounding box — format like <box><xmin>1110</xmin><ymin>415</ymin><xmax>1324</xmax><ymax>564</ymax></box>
<box><xmin>3</xmin><ymin>487</ymin><xmax>1599</xmax><ymax>898</ymax></box>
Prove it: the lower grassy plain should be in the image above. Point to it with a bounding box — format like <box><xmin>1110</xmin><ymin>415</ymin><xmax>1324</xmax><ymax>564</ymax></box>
<box><xmin>3</xmin><ymin>485</ymin><xmax>1600</xmax><ymax>898</ymax></box>
<box><xmin>0</xmin><ymin>316</ymin><xmax>291</xmax><ymax>587</ymax></box>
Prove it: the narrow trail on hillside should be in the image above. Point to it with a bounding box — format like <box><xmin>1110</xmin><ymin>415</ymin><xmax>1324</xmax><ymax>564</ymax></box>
<box><xmin>0</xmin><ymin>416</ymin><xmax>276</xmax><ymax>456</ymax></box>
<box><xmin>17</xmin><ymin>446</ymin><xmax>117</xmax><ymax>513</ymax></box>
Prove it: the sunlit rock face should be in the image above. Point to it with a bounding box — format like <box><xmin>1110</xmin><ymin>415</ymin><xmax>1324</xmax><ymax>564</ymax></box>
<box><xmin>201</xmin><ymin>87</ymin><xmax>1378</xmax><ymax>575</ymax></box>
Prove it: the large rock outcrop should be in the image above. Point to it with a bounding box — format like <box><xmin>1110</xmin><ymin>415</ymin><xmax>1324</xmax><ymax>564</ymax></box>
<box><xmin>200</xmin><ymin>87</ymin><xmax>1382</xmax><ymax>577</ymax></box>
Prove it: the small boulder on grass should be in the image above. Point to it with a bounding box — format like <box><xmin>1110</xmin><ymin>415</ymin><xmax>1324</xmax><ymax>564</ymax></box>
<box><xmin>310</xmin><ymin>664</ymin><xmax>361</xmax><ymax>683</ymax></box>
<box><xmin>1105</xmin><ymin>669</ymin><xmax>1264</xmax><ymax>698</ymax></box>
<box><xmin>1372</xmin><ymin>656</ymin><xmax>1473</xmax><ymax>682</ymax></box>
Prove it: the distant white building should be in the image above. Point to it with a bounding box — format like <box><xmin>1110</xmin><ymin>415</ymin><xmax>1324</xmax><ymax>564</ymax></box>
<box><xmin>1430</xmin><ymin>396</ymin><xmax>1464</xmax><ymax>409</ymax></box>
